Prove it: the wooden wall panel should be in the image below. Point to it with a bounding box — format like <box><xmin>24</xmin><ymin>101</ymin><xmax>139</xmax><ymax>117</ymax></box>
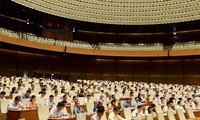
<box><xmin>133</xmin><ymin>60</ymin><xmax>149</xmax><ymax>82</ymax></box>
<box><xmin>69</xmin><ymin>57</ymin><xmax>85</xmax><ymax>82</ymax></box>
<box><xmin>184</xmin><ymin>59</ymin><xmax>200</xmax><ymax>85</ymax></box>
<box><xmin>35</xmin><ymin>54</ymin><xmax>53</xmax><ymax>78</ymax></box>
<box><xmin>102</xmin><ymin>59</ymin><xmax>117</xmax><ymax>81</ymax></box>
<box><xmin>17</xmin><ymin>51</ymin><xmax>35</xmax><ymax>77</ymax></box>
<box><xmin>166</xmin><ymin>60</ymin><xmax>183</xmax><ymax>84</ymax></box>
<box><xmin>85</xmin><ymin>59</ymin><xmax>101</xmax><ymax>80</ymax></box>
<box><xmin>0</xmin><ymin>49</ymin><xmax>16</xmax><ymax>76</ymax></box>
<box><xmin>52</xmin><ymin>56</ymin><xmax>69</xmax><ymax>80</ymax></box>
<box><xmin>0</xmin><ymin>48</ymin><xmax>200</xmax><ymax>85</ymax></box>
<box><xmin>150</xmin><ymin>60</ymin><xmax>166</xmax><ymax>83</ymax></box>
<box><xmin>118</xmin><ymin>60</ymin><xmax>133</xmax><ymax>81</ymax></box>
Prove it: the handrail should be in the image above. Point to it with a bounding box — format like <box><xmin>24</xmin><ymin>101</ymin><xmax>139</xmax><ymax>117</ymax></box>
<box><xmin>0</xmin><ymin>34</ymin><xmax>167</xmax><ymax>57</ymax></box>
<box><xmin>1</xmin><ymin>27</ymin><xmax>200</xmax><ymax>57</ymax></box>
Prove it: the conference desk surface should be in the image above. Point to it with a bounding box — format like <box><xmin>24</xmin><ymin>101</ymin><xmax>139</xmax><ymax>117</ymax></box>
<box><xmin>48</xmin><ymin>118</ymin><xmax>76</xmax><ymax>120</ymax></box>
<box><xmin>48</xmin><ymin>115</ymin><xmax>91</xmax><ymax>120</ymax></box>
<box><xmin>7</xmin><ymin>108</ymin><xmax>39</xmax><ymax>120</ymax></box>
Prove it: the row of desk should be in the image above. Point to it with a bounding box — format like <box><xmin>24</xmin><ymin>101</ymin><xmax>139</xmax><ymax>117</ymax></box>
<box><xmin>7</xmin><ymin>108</ymin><xmax>200</xmax><ymax>120</ymax></box>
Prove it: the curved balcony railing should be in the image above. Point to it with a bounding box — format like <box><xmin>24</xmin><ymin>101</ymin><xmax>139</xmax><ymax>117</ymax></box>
<box><xmin>1</xmin><ymin>27</ymin><xmax>200</xmax><ymax>57</ymax></box>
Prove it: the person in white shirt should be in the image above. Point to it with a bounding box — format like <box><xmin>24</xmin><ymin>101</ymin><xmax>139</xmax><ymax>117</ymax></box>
<box><xmin>84</xmin><ymin>94</ymin><xmax>91</xmax><ymax>105</ymax></box>
<box><xmin>37</xmin><ymin>91</ymin><xmax>47</xmax><ymax>99</ymax></box>
<box><xmin>0</xmin><ymin>84</ymin><xmax>8</xmax><ymax>92</ymax></box>
<box><xmin>53</xmin><ymin>90</ymin><xmax>60</xmax><ymax>98</ymax></box>
<box><xmin>177</xmin><ymin>98</ymin><xmax>185</xmax><ymax>106</ymax></box>
<box><xmin>8</xmin><ymin>96</ymin><xmax>24</xmax><ymax>110</ymax></box>
<box><xmin>97</xmin><ymin>90</ymin><xmax>104</xmax><ymax>101</ymax></box>
<box><xmin>96</xmin><ymin>94</ymin><xmax>106</xmax><ymax>102</ymax></box>
<box><xmin>17</xmin><ymin>83</ymin><xmax>23</xmax><ymax>91</ymax></box>
<box><xmin>0</xmin><ymin>91</ymin><xmax>6</xmax><ymax>100</ymax></box>
<box><xmin>154</xmin><ymin>94</ymin><xmax>160</xmax><ymax>101</ymax></box>
<box><xmin>119</xmin><ymin>91</ymin><xmax>126</xmax><ymax>99</ymax></box>
<box><xmin>132</xmin><ymin>105</ymin><xmax>145</xmax><ymax>120</ymax></box>
<box><xmin>49</xmin><ymin>102</ymin><xmax>66</xmax><ymax>118</ymax></box>
<box><xmin>176</xmin><ymin>101</ymin><xmax>186</xmax><ymax>113</ymax></box>
<box><xmin>108</xmin><ymin>106</ymin><xmax>126</xmax><ymax>120</ymax></box>
<box><xmin>159</xmin><ymin>97</ymin><xmax>166</xmax><ymax>107</ymax></box>
<box><xmin>21</xmin><ymin>90</ymin><xmax>31</xmax><ymax>99</ymax></box>
<box><xmin>192</xmin><ymin>101</ymin><xmax>200</xmax><ymax>111</ymax></box>
<box><xmin>187</xmin><ymin>98</ymin><xmax>195</xmax><ymax>107</ymax></box>
<box><xmin>91</xmin><ymin>106</ymin><xmax>105</xmax><ymax>120</ymax></box>
<box><xmin>133</xmin><ymin>97</ymin><xmax>142</xmax><ymax>107</ymax></box>
<box><xmin>145</xmin><ymin>106</ymin><xmax>156</xmax><ymax>118</ymax></box>
<box><xmin>193</xmin><ymin>95</ymin><xmax>200</xmax><ymax>102</ymax></box>
<box><xmin>163</xmin><ymin>101</ymin><xmax>175</xmax><ymax>114</ymax></box>
<box><xmin>45</xmin><ymin>95</ymin><xmax>56</xmax><ymax>107</ymax></box>
<box><xmin>106</xmin><ymin>94</ymin><xmax>112</xmax><ymax>103</ymax></box>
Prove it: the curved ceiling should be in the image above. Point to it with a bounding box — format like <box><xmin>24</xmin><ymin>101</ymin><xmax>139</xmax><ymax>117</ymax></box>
<box><xmin>12</xmin><ymin>0</ymin><xmax>200</xmax><ymax>25</ymax></box>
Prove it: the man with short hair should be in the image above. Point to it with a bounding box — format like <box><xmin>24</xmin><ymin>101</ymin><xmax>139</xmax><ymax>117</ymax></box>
<box><xmin>133</xmin><ymin>97</ymin><xmax>141</xmax><ymax>107</ymax></box>
<box><xmin>123</xmin><ymin>98</ymin><xmax>131</xmax><ymax>108</ymax></box>
<box><xmin>45</xmin><ymin>95</ymin><xmax>56</xmax><ymax>107</ymax></box>
<box><xmin>37</xmin><ymin>91</ymin><xmax>47</xmax><ymax>99</ymax></box>
<box><xmin>0</xmin><ymin>91</ymin><xmax>6</xmax><ymax>100</ymax></box>
<box><xmin>132</xmin><ymin>105</ymin><xmax>145</xmax><ymax>119</ymax></box>
<box><xmin>21</xmin><ymin>90</ymin><xmax>31</xmax><ymax>99</ymax></box>
<box><xmin>176</xmin><ymin>101</ymin><xmax>186</xmax><ymax>113</ymax></box>
<box><xmin>0</xmin><ymin>84</ymin><xmax>8</xmax><ymax>91</ymax></box>
<box><xmin>91</xmin><ymin>106</ymin><xmax>105</xmax><ymax>120</ymax></box>
<box><xmin>84</xmin><ymin>94</ymin><xmax>91</xmax><ymax>104</ymax></box>
<box><xmin>93</xmin><ymin>100</ymin><xmax>104</xmax><ymax>112</ymax></box>
<box><xmin>163</xmin><ymin>101</ymin><xmax>175</xmax><ymax>114</ymax></box>
<box><xmin>108</xmin><ymin>106</ymin><xmax>126</xmax><ymax>120</ymax></box>
<box><xmin>78</xmin><ymin>90</ymin><xmax>85</xmax><ymax>97</ymax></box>
<box><xmin>73</xmin><ymin>101</ymin><xmax>85</xmax><ymax>114</ymax></box>
<box><xmin>8</xmin><ymin>96</ymin><xmax>24</xmax><ymax>110</ymax></box>
<box><xmin>61</xmin><ymin>94</ymin><xmax>68</xmax><ymax>104</ymax></box>
<box><xmin>49</xmin><ymin>102</ymin><xmax>65</xmax><ymax>118</ymax></box>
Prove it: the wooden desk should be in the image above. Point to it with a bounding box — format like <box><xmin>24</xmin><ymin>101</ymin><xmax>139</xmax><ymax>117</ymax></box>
<box><xmin>7</xmin><ymin>108</ymin><xmax>39</xmax><ymax>120</ymax></box>
<box><xmin>153</xmin><ymin>111</ymin><xmax>200</xmax><ymax>120</ymax></box>
<box><xmin>48</xmin><ymin>117</ymin><xmax>76</xmax><ymax>120</ymax></box>
<box><xmin>194</xmin><ymin>111</ymin><xmax>200</xmax><ymax>117</ymax></box>
<box><xmin>48</xmin><ymin>114</ymin><xmax>91</xmax><ymax>120</ymax></box>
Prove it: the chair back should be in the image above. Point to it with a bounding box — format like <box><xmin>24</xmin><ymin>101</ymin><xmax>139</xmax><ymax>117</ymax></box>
<box><xmin>155</xmin><ymin>105</ymin><xmax>162</xmax><ymax>113</ymax></box>
<box><xmin>21</xmin><ymin>99</ymin><xmax>29</xmax><ymax>106</ymax></box>
<box><xmin>184</xmin><ymin>103</ymin><xmax>190</xmax><ymax>109</ymax></box>
<box><xmin>76</xmin><ymin>113</ymin><xmax>86</xmax><ymax>120</ymax></box>
<box><xmin>145</xmin><ymin>114</ymin><xmax>153</xmax><ymax>120</ymax></box>
<box><xmin>132</xmin><ymin>117</ymin><xmax>142</xmax><ymax>120</ymax></box>
<box><xmin>86</xmin><ymin>102</ymin><xmax>94</xmax><ymax>113</ymax></box>
<box><xmin>37</xmin><ymin>98</ymin><xmax>45</xmax><ymax>106</ymax></box>
<box><xmin>152</xmin><ymin>100</ymin><xmax>159</xmax><ymax>106</ymax></box>
<box><xmin>78</xmin><ymin>97</ymin><xmax>85</xmax><ymax>105</ymax></box>
<box><xmin>101</xmin><ymin>112</ymin><xmax>107</xmax><ymax>120</ymax></box>
<box><xmin>156</xmin><ymin>112</ymin><xmax>165</xmax><ymax>120</ymax></box>
<box><xmin>167</xmin><ymin>110</ymin><xmax>176</xmax><ymax>120</ymax></box>
<box><xmin>186</xmin><ymin>107</ymin><xmax>195</xmax><ymax>119</ymax></box>
<box><xmin>37</xmin><ymin>106</ymin><xmax>49</xmax><ymax>120</ymax></box>
<box><xmin>0</xmin><ymin>99</ymin><xmax>9</xmax><ymax>113</ymax></box>
<box><xmin>177</xmin><ymin>109</ymin><xmax>186</xmax><ymax>120</ymax></box>
<box><xmin>123</xmin><ymin>108</ymin><xmax>132</xmax><ymax>119</ymax></box>
<box><xmin>70</xmin><ymin>102</ymin><xmax>75</xmax><ymax>114</ymax></box>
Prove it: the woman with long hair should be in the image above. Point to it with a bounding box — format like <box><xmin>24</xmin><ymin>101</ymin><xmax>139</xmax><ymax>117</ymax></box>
<box><xmin>107</xmin><ymin>99</ymin><xmax>116</xmax><ymax>110</ymax></box>
<box><xmin>26</xmin><ymin>95</ymin><xmax>38</xmax><ymax>108</ymax></box>
<box><xmin>145</xmin><ymin>106</ymin><xmax>156</xmax><ymax>118</ymax></box>
<box><xmin>10</xmin><ymin>86</ymin><xmax>17</xmax><ymax>96</ymax></box>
